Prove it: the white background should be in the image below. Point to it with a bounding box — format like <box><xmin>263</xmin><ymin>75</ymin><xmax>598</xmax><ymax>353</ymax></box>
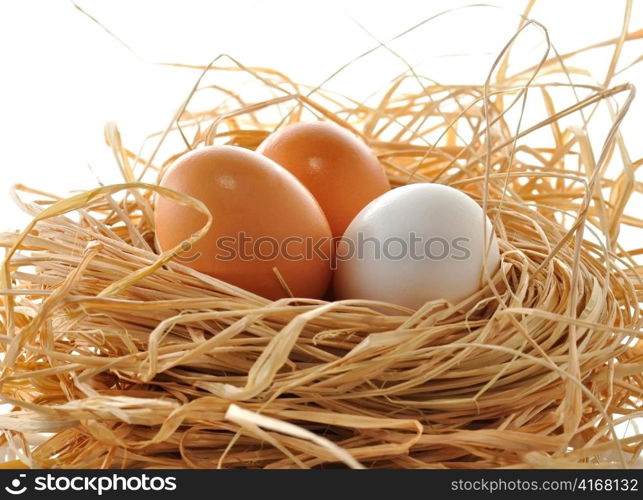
<box><xmin>0</xmin><ymin>0</ymin><xmax>642</xmax><ymax>230</ymax></box>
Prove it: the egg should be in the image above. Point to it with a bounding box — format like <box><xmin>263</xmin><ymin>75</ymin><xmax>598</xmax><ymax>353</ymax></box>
<box><xmin>257</xmin><ymin>121</ymin><xmax>390</xmax><ymax>237</ymax></box>
<box><xmin>334</xmin><ymin>183</ymin><xmax>500</xmax><ymax>309</ymax></box>
<box><xmin>154</xmin><ymin>145</ymin><xmax>333</xmax><ymax>300</ymax></box>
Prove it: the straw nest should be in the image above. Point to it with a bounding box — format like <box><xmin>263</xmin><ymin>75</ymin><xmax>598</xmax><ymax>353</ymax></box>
<box><xmin>1</xmin><ymin>8</ymin><xmax>642</xmax><ymax>469</ymax></box>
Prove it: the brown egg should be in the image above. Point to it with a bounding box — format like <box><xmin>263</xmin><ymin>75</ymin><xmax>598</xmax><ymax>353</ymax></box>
<box><xmin>154</xmin><ymin>145</ymin><xmax>333</xmax><ymax>300</ymax></box>
<box><xmin>257</xmin><ymin>121</ymin><xmax>390</xmax><ymax>237</ymax></box>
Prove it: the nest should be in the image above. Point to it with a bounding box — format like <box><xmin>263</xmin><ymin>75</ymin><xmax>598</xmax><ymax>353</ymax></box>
<box><xmin>0</xmin><ymin>8</ymin><xmax>642</xmax><ymax>469</ymax></box>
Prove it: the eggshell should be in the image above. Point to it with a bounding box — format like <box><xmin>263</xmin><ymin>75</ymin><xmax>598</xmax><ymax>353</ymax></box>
<box><xmin>257</xmin><ymin>121</ymin><xmax>390</xmax><ymax>237</ymax></box>
<box><xmin>334</xmin><ymin>183</ymin><xmax>500</xmax><ymax>309</ymax></box>
<box><xmin>155</xmin><ymin>145</ymin><xmax>333</xmax><ymax>300</ymax></box>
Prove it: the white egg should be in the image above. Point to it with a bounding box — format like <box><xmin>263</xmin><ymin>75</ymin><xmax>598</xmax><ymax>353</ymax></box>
<box><xmin>334</xmin><ymin>183</ymin><xmax>500</xmax><ymax>309</ymax></box>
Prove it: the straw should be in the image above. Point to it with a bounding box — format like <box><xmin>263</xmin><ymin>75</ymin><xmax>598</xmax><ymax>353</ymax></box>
<box><xmin>0</xmin><ymin>2</ymin><xmax>641</xmax><ymax>469</ymax></box>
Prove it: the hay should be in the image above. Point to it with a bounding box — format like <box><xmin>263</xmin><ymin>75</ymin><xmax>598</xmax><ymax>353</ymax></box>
<box><xmin>1</xmin><ymin>3</ymin><xmax>642</xmax><ymax>468</ymax></box>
